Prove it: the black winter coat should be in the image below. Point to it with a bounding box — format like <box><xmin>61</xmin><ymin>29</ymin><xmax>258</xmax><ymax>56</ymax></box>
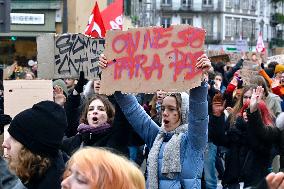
<box><xmin>24</xmin><ymin>152</ymin><xmax>65</xmax><ymax>189</ymax></box>
<box><xmin>210</xmin><ymin>110</ymin><xmax>280</xmax><ymax>187</ymax></box>
<box><xmin>62</xmin><ymin>126</ymin><xmax>129</xmax><ymax>157</ymax></box>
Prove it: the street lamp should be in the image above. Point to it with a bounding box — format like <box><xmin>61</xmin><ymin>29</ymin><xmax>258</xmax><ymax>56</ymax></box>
<box><xmin>250</xmin><ymin>19</ymin><xmax>255</xmax><ymax>51</ymax></box>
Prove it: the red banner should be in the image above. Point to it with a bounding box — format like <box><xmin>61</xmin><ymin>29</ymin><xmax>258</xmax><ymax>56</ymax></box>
<box><xmin>101</xmin><ymin>0</ymin><xmax>123</xmax><ymax>30</ymax></box>
<box><xmin>85</xmin><ymin>2</ymin><xmax>106</xmax><ymax>38</ymax></box>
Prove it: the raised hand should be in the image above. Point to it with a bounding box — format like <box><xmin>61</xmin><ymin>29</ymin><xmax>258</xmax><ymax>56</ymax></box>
<box><xmin>196</xmin><ymin>54</ymin><xmax>212</xmax><ymax>73</ymax></box>
<box><xmin>212</xmin><ymin>93</ymin><xmax>225</xmax><ymax>117</ymax></box>
<box><xmin>266</xmin><ymin>172</ymin><xmax>284</xmax><ymax>189</ymax></box>
<box><xmin>249</xmin><ymin>86</ymin><xmax>264</xmax><ymax>113</ymax></box>
<box><xmin>74</xmin><ymin>71</ymin><xmax>88</xmax><ymax>94</ymax></box>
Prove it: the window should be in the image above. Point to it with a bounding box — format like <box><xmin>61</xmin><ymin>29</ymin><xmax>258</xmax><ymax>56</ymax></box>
<box><xmin>181</xmin><ymin>18</ymin><xmax>192</xmax><ymax>25</ymax></box>
<box><xmin>162</xmin><ymin>0</ymin><xmax>172</xmax><ymax>5</ymax></box>
<box><xmin>242</xmin><ymin>0</ymin><xmax>249</xmax><ymax>10</ymax></box>
<box><xmin>203</xmin><ymin>0</ymin><xmax>212</xmax><ymax>5</ymax></box>
<box><xmin>235</xmin><ymin>18</ymin><xmax>241</xmax><ymax>37</ymax></box>
<box><xmin>203</xmin><ymin>16</ymin><xmax>213</xmax><ymax>35</ymax></box>
<box><xmin>259</xmin><ymin>0</ymin><xmax>264</xmax><ymax>15</ymax></box>
<box><xmin>250</xmin><ymin>0</ymin><xmax>257</xmax><ymax>10</ymax></box>
<box><xmin>124</xmin><ymin>0</ymin><xmax>131</xmax><ymax>16</ymax></box>
<box><xmin>225</xmin><ymin>17</ymin><xmax>241</xmax><ymax>37</ymax></box>
<box><xmin>233</xmin><ymin>0</ymin><xmax>240</xmax><ymax>9</ymax></box>
<box><xmin>242</xmin><ymin>19</ymin><xmax>251</xmax><ymax>38</ymax></box>
<box><xmin>226</xmin><ymin>0</ymin><xmax>232</xmax><ymax>8</ymax></box>
<box><xmin>161</xmin><ymin>17</ymin><xmax>171</xmax><ymax>28</ymax></box>
<box><xmin>225</xmin><ymin>17</ymin><xmax>233</xmax><ymax>36</ymax></box>
<box><xmin>182</xmin><ymin>0</ymin><xmax>192</xmax><ymax>6</ymax></box>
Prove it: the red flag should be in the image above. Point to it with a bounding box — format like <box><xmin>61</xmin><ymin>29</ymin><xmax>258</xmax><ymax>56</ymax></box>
<box><xmin>85</xmin><ymin>2</ymin><xmax>106</xmax><ymax>38</ymax></box>
<box><xmin>101</xmin><ymin>0</ymin><xmax>123</xmax><ymax>30</ymax></box>
<box><xmin>256</xmin><ymin>32</ymin><xmax>266</xmax><ymax>53</ymax></box>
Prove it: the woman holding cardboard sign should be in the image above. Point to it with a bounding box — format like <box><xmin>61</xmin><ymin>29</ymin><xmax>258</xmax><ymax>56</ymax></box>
<box><xmin>99</xmin><ymin>54</ymin><xmax>211</xmax><ymax>189</ymax></box>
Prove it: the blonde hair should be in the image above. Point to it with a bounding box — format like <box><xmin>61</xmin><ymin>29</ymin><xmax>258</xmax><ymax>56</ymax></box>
<box><xmin>63</xmin><ymin>147</ymin><xmax>145</xmax><ymax>189</ymax></box>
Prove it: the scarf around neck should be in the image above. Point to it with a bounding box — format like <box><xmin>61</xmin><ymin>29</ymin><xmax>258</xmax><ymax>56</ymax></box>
<box><xmin>148</xmin><ymin>124</ymin><xmax>188</xmax><ymax>189</ymax></box>
<box><xmin>77</xmin><ymin>123</ymin><xmax>112</xmax><ymax>134</ymax></box>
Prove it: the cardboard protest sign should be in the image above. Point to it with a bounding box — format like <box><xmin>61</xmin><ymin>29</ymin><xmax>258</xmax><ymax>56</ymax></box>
<box><xmin>267</xmin><ymin>55</ymin><xmax>284</xmax><ymax>65</ymax></box>
<box><xmin>100</xmin><ymin>25</ymin><xmax>206</xmax><ymax>94</ymax></box>
<box><xmin>209</xmin><ymin>54</ymin><xmax>230</xmax><ymax>64</ymax></box>
<box><xmin>37</xmin><ymin>33</ymin><xmax>105</xmax><ymax>80</ymax></box>
<box><xmin>207</xmin><ymin>50</ymin><xmax>263</xmax><ymax>65</ymax></box>
<box><xmin>4</xmin><ymin>80</ymin><xmax>53</xmax><ymax>117</ymax></box>
<box><xmin>2</xmin><ymin>80</ymin><xmax>53</xmax><ymax>154</ymax></box>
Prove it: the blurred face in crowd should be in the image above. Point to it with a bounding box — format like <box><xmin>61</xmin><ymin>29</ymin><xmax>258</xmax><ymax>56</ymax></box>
<box><xmin>214</xmin><ymin>75</ymin><xmax>223</xmax><ymax>90</ymax></box>
<box><xmin>2</xmin><ymin>134</ymin><xmax>23</xmax><ymax>168</ymax></box>
<box><xmin>242</xmin><ymin>89</ymin><xmax>253</xmax><ymax>104</ymax></box>
<box><xmin>65</xmin><ymin>78</ymin><xmax>76</xmax><ymax>89</ymax></box>
<box><xmin>251</xmin><ymin>54</ymin><xmax>257</xmax><ymax>62</ymax></box>
<box><xmin>161</xmin><ymin>96</ymin><xmax>181</xmax><ymax>132</ymax></box>
<box><xmin>156</xmin><ymin>90</ymin><xmax>166</xmax><ymax>104</ymax></box>
<box><xmin>87</xmin><ymin>99</ymin><xmax>108</xmax><ymax>127</ymax></box>
<box><xmin>214</xmin><ymin>75</ymin><xmax>222</xmax><ymax>84</ymax></box>
<box><xmin>61</xmin><ymin>163</ymin><xmax>91</xmax><ymax>189</ymax></box>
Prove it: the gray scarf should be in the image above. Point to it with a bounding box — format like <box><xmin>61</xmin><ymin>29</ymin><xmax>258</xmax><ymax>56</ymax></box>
<box><xmin>148</xmin><ymin>124</ymin><xmax>188</xmax><ymax>189</ymax></box>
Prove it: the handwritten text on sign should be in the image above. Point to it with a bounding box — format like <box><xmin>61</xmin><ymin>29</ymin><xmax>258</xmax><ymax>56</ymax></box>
<box><xmin>100</xmin><ymin>25</ymin><xmax>206</xmax><ymax>94</ymax></box>
<box><xmin>54</xmin><ymin>34</ymin><xmax>105</xmax><ymax>79</ymax></box>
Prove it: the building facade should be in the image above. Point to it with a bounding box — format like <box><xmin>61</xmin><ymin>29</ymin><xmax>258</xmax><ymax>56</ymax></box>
<box><xmin>0</xmin><ymin>0</ymin><xmax>63</xmax><ymax>65</ymax></box>
<box><xmin>131</xmin><ymin>0</ymin><xmax>278</xmax><ymax>54</ymax></box>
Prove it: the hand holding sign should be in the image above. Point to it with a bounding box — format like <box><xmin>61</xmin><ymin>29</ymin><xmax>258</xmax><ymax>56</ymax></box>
<box><xmin>99</xmin><ymin>54</ymin><xmax>108</xmax><ymax>69</ymax></box>
<box><xmin>196</xmin><ymin>54</ymin><xmax>211</xmax><ymax>73</ymax></box>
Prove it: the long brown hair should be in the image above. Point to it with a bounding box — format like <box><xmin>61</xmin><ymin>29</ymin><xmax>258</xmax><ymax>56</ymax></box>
<box><xmin>80</xmin><ymin>94</ymin><xmax>115</xmax><ymax>125</ymax></box>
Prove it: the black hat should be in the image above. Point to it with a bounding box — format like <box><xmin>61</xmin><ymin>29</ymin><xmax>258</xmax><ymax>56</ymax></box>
<box><xmin>8</xmin><ymin>101</ymin><xmax>67</xmax><ymax>157</ymax></box>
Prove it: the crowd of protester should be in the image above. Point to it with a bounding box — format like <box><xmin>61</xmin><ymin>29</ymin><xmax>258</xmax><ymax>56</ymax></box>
<box><xmin>1</xmin><ymin>51</ymin><xmax>284</xmax><ymax>189</ymax></box>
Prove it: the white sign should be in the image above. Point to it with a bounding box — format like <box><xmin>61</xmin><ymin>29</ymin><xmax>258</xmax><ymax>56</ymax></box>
<box><xmin>11</xmin><ymin>13</ymin><xmax>45</xmax><ymax>25</ymax></box>
<box><xmin>267</xmin><ymin>55</ymin><xmax>284</xmax><ymax>65</ymax></box>
<box><xmin>236</xmin><ymin>40</ymin><xmax>248</xmax><ymax>52</ymax></box>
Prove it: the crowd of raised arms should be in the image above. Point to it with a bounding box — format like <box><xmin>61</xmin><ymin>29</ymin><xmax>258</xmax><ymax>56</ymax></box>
<box><xmin>2</xmin><ymin>52</ymin><xmax>284</xmax><ymax>189</ymax></box>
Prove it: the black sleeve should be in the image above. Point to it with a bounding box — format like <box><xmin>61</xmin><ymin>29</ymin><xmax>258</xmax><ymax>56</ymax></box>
<box><xmin>252</xmin><ymin>177</ymin><xmax>268</xmax><ymax>189</ymax></box>
<box><xmin>209</xmin><ymin>114</ymin><xmax>230</xmax><ymax>147</ymax></box>
<box><xmin>225</xmin><ymin>58</ymin><xmax>244</xmax><ymax>81</ymax></box>
<box><xmin>108</xmin><ymin>95</ymin><xmax>144</xmax><ymax>147</ymax></box>
<box><xmin>61</xmin><ymin>135</ymin><xmax>82</xmax><ymax>156</ymax></box>
<box><xmin>247</xmin><ymin>109</ymin><xmax>280</xmax><ymax>143</ymax></box>
<box><xmin>64</xmin><ymin>94</ymin><xmax>82</xmax><ymax>137</ymax></box>
<box><xmin>279</xmin><ymin>129</ymin><xmax>284</xmax><ymax>171</ymax></box>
